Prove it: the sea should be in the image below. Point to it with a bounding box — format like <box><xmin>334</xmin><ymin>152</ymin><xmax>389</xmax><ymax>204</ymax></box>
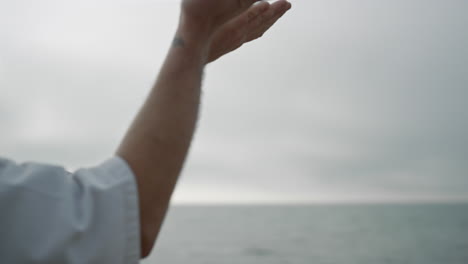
<box><xmin>141</xmin><ymin>203</ymin><xmax>468</xmax><ymax>264</ymax></box>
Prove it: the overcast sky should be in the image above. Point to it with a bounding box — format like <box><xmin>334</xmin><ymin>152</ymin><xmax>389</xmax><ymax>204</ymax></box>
<box><xmin>1</xmin><ymin>0</ymin><xmax>467</xmax><ymax>204</ymax></box>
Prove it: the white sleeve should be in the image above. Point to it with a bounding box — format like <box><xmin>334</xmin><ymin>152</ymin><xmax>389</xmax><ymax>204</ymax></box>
<box><xmin>0</xmin><ymin>156</ymin><xmax>140</xmax><ymax>264</ymax></box>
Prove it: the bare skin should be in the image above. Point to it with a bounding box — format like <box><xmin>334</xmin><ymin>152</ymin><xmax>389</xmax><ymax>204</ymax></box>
<box><xmin>116</xmin><ymin>0</ymin><xmax>292</xmax><ymax>258</ymax></box>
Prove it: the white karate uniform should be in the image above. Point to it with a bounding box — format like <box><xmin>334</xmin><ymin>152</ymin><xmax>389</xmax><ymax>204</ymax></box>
<box><xmin>0</xmin><ymin>156</ymin><xmax>140</xmax><ymax>263</ymax></box>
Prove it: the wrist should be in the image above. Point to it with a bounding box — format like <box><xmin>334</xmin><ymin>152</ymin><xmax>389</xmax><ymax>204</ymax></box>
<box><xmin>176</xmin><ymin>13</ymin><xmax>215</xmax><ymax>48</ymax></box>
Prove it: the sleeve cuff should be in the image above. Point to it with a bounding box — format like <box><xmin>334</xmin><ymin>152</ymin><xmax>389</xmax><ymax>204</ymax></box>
<box><xmin>97</xmin><ymin>156</ymin><xmax>141</xmax><ymax>263</ymax></box>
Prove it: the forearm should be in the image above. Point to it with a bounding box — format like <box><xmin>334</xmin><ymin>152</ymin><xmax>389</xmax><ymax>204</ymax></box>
<box><xmin>116</xmin><ymin>19</ymin><xmax>210</xmax><ymax>258</ymax></box>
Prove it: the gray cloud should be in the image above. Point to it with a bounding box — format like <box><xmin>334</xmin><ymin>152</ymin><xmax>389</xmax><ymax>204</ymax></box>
<box><xmin>1</xmin><ymin>0</ymin><xmax>467</xmax><ymax>203</ymax></box>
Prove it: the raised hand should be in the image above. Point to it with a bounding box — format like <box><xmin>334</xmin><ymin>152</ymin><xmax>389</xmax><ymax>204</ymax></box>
<box><xmin>177</xmin><ymin>0</ymin><xmax>292</xmax><ymax>63</ymax></box>
<box><xmin>181</xmin><ymin>0</ymin><xmax>263</xmax><ymax>33</ymax></box>
<box><xmin>207</xmin><ymin>0</ymin><xmax>292</xmax><ymax>63</ymax></box>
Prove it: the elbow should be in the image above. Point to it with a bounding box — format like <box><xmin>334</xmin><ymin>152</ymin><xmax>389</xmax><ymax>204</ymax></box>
<box><xmin>140</xmin><ymin>232</ymin><xmax>156</xmax><ymax>259</ymax></box>
<box><xmin>140</xmin><ymin>222</ymin><xmax>163</xmax><ymax>259</ymax></box>
<box><xmin>141</xmin><ymin>247</ymin><xmax>151</xmax><ymax>259</ymax></box>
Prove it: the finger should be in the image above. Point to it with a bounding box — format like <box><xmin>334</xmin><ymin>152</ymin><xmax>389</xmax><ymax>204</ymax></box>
<box><xmin>246</xmin><ymin>0</ymin><xmax>291</xmax><ymax>42</ymax></box>
<box><xmin>232</xmin><ymin>0</ymin><xmax>269</xmax><ymax>20</ymax></box>
<box><xmin>252</xmin><ymin>0</ymin><xmax>290</xmax><ymax>29</ymax></box>
<box><xmin>239</xmin><ymin>0</ymin><xmax>264</xmax><ymax>11</ymax></box>
<box><xmin>245</xmin><ymin>1</ymin><xmax>271</xmax><ymax>24</ymax></box>
<box><xmin>214</xmin><ymin>1</ymin><xmax>270</xmax><ymax>46</ymax></box>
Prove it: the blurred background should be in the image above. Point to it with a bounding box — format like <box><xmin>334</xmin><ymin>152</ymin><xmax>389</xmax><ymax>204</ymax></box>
<box><xmin>1</xmin><ymin>0</ymin><xmax>467</xmax><ymax>263</ymax></box>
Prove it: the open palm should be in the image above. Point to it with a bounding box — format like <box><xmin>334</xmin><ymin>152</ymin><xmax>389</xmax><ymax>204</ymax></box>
<box><xmin>182</xmin><ymin>0</ymin><xmax>261</xmax><ymax>29</ymax></box>
<box><xmin>180</xmin><ymin>0</ymin><xmax>292</xmax><ymax>63</ymax></box>
<box><xmin>207</xmin><ymin>0</ymin><xmax>291</xmax><ymax>63</ymax></box>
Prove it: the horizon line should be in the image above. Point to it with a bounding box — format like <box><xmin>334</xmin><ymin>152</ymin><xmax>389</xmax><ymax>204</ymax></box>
<box><xmin>171</xmin><ymin>198</ymin><xmax>468</xmax><ymax>206</ymax></box>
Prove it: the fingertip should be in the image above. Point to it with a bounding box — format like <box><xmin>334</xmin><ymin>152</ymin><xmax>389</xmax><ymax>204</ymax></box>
<box><xmin>271</xmin><ymin>0</ymin><xmax>289</xmax><ymax>10</ymax></box>
<box><xmin>253</xmin><ymin>0</ymin><xmax>269</xmax><ymax>6</ymax></box>
<box><xmin>256</xmin><ymin>1</ymin><xmax>270</xmax><ymax>10</ymax></box>
<box><xmin>281</xmin><ymin>1</ymin><xmax>291</xmax><ymax>10</ymax></box>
